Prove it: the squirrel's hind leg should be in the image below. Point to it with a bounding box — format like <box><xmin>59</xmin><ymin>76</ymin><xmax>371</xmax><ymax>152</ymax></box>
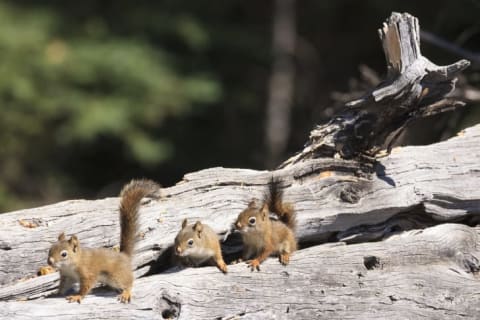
<box><xmin>278</xmin><ymin>240</ymin><xmax>293</xmax><ymax>265</ymax></box>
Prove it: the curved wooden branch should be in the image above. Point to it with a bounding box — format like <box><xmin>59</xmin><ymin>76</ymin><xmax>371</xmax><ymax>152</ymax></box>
<box><xmin>281</xmin><ymin>12</ymin><xmax>470</xmax><ymax>166</ymax></box>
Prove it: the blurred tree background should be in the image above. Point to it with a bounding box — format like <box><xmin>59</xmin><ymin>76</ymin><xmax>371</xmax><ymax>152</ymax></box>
<box><xmin>0</xmin><ymin>0</ymin><xmax>479</xmax><ymax>212</ymax></box>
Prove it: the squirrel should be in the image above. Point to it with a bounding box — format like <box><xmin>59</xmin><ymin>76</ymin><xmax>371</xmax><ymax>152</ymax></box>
<box><xmin>234</xmin><ymin>179</ymin><xmax>297</xmax><ymax>271</ymax></box>
<box><xmin>174</xmin><ymin>218</ymin><xmax>228</xmax><ymax>273</ymax></box>
<box><xmin>47</xmin><ymin>179</ymin><xmax>160</xmax><ymax>303</ymax></box>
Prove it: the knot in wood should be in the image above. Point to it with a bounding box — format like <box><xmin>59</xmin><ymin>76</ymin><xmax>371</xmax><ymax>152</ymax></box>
<box><xmin>339</xmin><ymin>185</ymin><xmax>361</xmax><ymax>203</ymax></box>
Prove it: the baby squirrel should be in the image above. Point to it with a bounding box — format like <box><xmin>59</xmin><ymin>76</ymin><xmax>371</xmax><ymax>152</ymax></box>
<box><xmin>234</xmin><ymin>179</ymin><xmax>297</xmax><ymax>271</ymax></box>
<box><xmin>47</xmin><ymin>179</ymin><xmax>160</xmax><ymax>303</ymax></box>
<box><xmin>174</xmin><ymin>218</ymin><xmax>228</xmax><ymax>273</ymax></box>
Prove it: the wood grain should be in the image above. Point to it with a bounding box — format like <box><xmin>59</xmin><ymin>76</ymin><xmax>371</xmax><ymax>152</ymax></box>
<box><xmin>1</xmin><ymin>224</ymin><xmax>479</xmax><ymax>319</ymax></box>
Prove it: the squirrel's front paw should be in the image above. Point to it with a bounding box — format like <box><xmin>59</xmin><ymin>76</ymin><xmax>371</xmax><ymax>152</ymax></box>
<box><xmin>246</xmin><ymin>259</ymin><xmax>261</xmax><ymax>272</ymax></box>
<box><xmin>279</xmin><ymin>253</ymin><xmax>290</xmax><ymax>265</ymax></box>
<box><xmin>217</xmin><ymin>261</ymin><xmax>228</xmax><ymax>273</ymax></box>
<box><xmin>118</xmin><ymin>289</ymin><xmax>131</xmax><ymax>303</ymax></box>
<box><xmin>66</xmin><ymin>295</ymin><xmax>83</xmax><ymax>303</ymax></box>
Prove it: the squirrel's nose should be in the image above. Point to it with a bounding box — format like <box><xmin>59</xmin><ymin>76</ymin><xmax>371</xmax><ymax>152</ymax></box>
<box><xmin>235</xmin><ymin>222</ymin><xmax>242</xmax><ymax>229</ymax></box>
<box><xmin>48</xmin><ymin>257</ymin><xmax>54</xmax><ymax>266</ymax></box>
<box><xmin>175</xmin><ymin>246</ymin><xmax>182</xmax><ymax>254</ymax></box>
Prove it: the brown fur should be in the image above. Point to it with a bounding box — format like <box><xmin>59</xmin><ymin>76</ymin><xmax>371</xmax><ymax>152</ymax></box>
<box><xmin>174</xmin><ymin>219</ymin><xmax>227</xmax><ymax>273</ymax></box>
<box><xmin>234</xmin><ymin>179</ymin><xmax>297</xmax><ymax>271</ymax></box>
<box><xmin>47</xmin><ymin>179</ymin><xmax>160</xmax><ymax>303</ymax></box>
<box><xmin>119</xmin><ymin>179</ymin><xmax>160</xmax><ymax>256</ymax></box>
<box><xmin>267</xmin><ymin>180</ymin><xmax>296</xmax><ymax>230</ymax></box>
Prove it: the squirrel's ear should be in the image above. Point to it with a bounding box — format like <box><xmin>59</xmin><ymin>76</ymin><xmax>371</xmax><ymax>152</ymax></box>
<box><xmin>69</xmin><ymin>235</ymin><xmax>79</xmax><ymax>252</ymax></box>
<box><xmin>193</xmin><ymin>221</ymin><xmax>203</xmax><ymax>235</ymax></box>
<box><xmin>58</xmin><ymin>232</ymin><xmax>66</xmax><ymax>241</ymax></box>
<box><xmin>181</xmin><ymin>218</ymin><xmax>188</xmax><ymax>229</ymax></box>
<box><xmin>260</xmin><ymin>203</ymin><xmax>269</xmax><ymax>220</ymax></box>
<box><xmin>248</xmin><ymin>200</ymin><xmax>257</xmax><ymax>208</ymax></box>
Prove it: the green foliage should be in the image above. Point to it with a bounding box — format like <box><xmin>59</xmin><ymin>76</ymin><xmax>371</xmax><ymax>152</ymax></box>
<box><xmin>0</xmin><ymin>2</ymin><xmax>221</xmax><ymax>210</ymax></box>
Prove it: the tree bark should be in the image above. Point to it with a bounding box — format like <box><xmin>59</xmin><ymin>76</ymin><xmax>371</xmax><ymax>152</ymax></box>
<box><xmin>265</xmin><ymin>0</ymin><xmax>296</xmax><ymax>168</ymax></box>
<box><xmin>0</xmin><ymin>12</ymin><xmax>478</xmax><ymax>320</ymax></box>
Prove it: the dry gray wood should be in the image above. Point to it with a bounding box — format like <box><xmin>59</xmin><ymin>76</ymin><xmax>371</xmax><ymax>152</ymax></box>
<box><xmin>0</xmin><ymin>124</ymin><xmax>479</xmax><ymax>319</ymax></box>
<box><xmin>1</xmin><ymin>223</ymin><xmax>479</xmax><ymax>319</ymax></box>
<box><xmin>0</xmin><ymin>11</ymin><xmax>479</xmax><ymax>320</ymax></box>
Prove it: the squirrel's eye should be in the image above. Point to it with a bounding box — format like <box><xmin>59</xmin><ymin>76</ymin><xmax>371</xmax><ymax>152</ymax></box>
<box><xmin>60</xmin><ymin>250</ymin><xmax>68</xmax><ymax>258</ymax></box>
<box><xmin>248</xmin><ymin>217</ymin><xmax>256</xmax><ymax>225</ymax></box>
<box><xmin>187</xmin><ymin>239</ymin><xmax>194</xmax><ymax>246</ymax></box>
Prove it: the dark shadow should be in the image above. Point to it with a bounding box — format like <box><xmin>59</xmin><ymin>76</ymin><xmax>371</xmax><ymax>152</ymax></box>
<box><xmin>375</xmin><ymin>161</ymin><xmax>396</xmax><ymax>187</ymax></box>
<box><xmin>46</xmin><ymin>285</ymin><xmax>127</xmax><ymax>300</ymax></box>
<box><xmin>142</xmin><ymin>246</ymin><xmax>176</xmax><ymax>276</ymax></box>
<box><xmin>142</xmin><ymin>231</ymin><xmax>244</xmax><ymax>277</ymax></box>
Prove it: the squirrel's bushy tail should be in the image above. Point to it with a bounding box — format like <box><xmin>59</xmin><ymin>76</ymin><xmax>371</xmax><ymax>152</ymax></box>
<box><xmin>119</xmin><ymin>179</ymin><xmax>160</xmax><ymax>257</ymax></box>
<box><xmin>266</xmin><ymin>178</ymin><xmax>296</xmax><ymax>230</ymax></box>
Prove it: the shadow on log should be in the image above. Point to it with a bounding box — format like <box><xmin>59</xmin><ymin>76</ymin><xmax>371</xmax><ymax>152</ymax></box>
<box><xmin>0</xmin><ymin>12</ymin><xmax>479</xmax><ymax>320</ymax></box>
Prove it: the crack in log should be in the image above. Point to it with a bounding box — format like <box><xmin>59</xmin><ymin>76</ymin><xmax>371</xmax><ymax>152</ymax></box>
<box><xmin>388</xmin><ymin>295</ymin><xmax>464</xmax><ymax>315</ymax></box>
<box><xmin>336</xmin><ymin>205</ymin><xmax>480</xmax><ymax>245</ymax></box>
<box><xmin>291</xmin><ymin>159</ymin><xmax>374</xmax><ymax>180</ymax></box>
<box><xmin>166</xmin><ymin>181</ymin><xmax>270</xmax><ymax>198</ymax></box>
<box><xmin>453</xmin><ymin>252</ymin><xmax>480</xmax><ymax>274</ymax></box>
<box><xmin>337</xmin><ymin>205</ymin><xmax>432</xmax><ymax>243</ymax></box>
<box><xmin>217</xmin><ymin>311</ymin><xmax>246</xmax><ymax>320</ymax></box>
<box><xmin>156</xmin><ymin>291</ymin><xmax>181</xmax><ymax>319</ymax></box>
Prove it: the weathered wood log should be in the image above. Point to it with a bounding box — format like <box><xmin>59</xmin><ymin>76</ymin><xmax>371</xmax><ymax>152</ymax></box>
<box><xmin>1</xmin><ymin>223</ymin><xmax>479</xmax><ymax>319</ymax></box>
<box><xmin>1</xmin><ymin>124</ymin><xmax>479</xmax><ymax>287</ymax></box>
<box><xmin>0</xmin><ymin>11</ymin><xmax>478</xmax><ymax>320</ymax></box>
